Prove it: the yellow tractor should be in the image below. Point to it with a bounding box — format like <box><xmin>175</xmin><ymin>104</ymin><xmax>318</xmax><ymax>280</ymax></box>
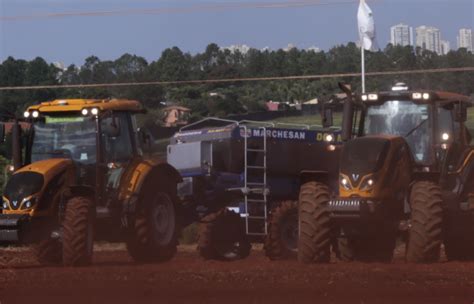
<box><xmin>0</xmin><ymin>99</ymin><xmax>182</xmax><ymax>266</ymax></box>
<box><xmin>298</xmin><ymin>84</ymin><xmax>474</xmax><ymax>263</ymax></box>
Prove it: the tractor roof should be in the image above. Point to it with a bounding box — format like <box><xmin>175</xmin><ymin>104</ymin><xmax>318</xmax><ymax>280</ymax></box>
<box><xmin>26</xmin><ymin>99</ymin><xmax>144</xmax><ymax>113</ymax></box>
<box><xmin>362</xmin><ymin>90</ymin><xmax>472</xmax><ymax>106</ymax></box>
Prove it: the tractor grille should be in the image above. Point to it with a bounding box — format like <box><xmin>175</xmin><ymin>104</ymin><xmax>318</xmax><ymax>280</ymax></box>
<box><xmin>328</xmin><ymin>199</ymin><xmax>361</xmax><ymax>212</ymax></box>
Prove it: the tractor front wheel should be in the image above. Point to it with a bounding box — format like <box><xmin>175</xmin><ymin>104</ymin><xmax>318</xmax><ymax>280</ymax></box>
<box><xmin>62</xmin><ymin>196</ymin><xmax>94</xmax><ymax>267</ymax></box>
<box><xmin>406</xmin><ymin>181</ymin><xmax>443</xmax><ymax>263</ymax></box>
<box><xmin>297</xmin><ymin>181</ymin><xmax>332</xmax><ymax>263</ymax></box>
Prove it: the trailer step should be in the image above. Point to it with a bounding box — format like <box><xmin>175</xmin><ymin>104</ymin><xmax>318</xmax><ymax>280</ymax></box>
<box><xmin>247</xmin><ymin>182</ymin><xmax>265</xmax><ymax>186</ymax></box>
<box><xmin>247</xmin><ymin>199</ymin><xmax>266</xmax><ymax>203</ymax></box>
<box><xmin>247</xmin><ymin>166</ymin><xmax>265</xmax><ymax>170</ymax></box>
<box><xmin>247</xmin><ymin>216</ymin><xmax>267</xmax><ymax>220</ymax></box>
<box><xmin>247</xmin><ymin>149</ymin><xmax>266</xmax><ymax>153</ymax></box>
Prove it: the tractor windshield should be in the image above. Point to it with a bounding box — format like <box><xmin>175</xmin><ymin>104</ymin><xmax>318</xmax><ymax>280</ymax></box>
<box><xmin>364</xmin><ymin>101</ymin><xmax>432</xmax><ymax>164</ymax></box>
<box><xmin>31</xmin><ymin>116</ymin><xmax>97</xmax><ymax>164</ymax></box>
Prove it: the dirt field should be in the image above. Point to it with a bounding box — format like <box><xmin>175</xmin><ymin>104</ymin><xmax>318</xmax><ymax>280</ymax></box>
<box><xmin>1</xmin><ymin>244</ymin><xmax>473</xmax><ymax>304</ymax></box>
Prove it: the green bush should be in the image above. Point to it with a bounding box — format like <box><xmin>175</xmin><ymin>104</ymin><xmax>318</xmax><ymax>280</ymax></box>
<box><xmin>180</xmin><ymin>223</ymin><xmax>198</xmax><ymax>244</ymax></box>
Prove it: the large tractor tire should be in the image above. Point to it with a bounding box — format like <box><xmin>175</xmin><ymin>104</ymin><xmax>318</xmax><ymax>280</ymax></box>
<box><xmin>406</xmin><ymin>181</ymin><xmax>443</xmax><ymax>263</ymax></box>
<box><xmin>126</xmin><ymin>192</ymin><xmax>178</xmax><ymax>263</ymax></box>
<box><xmin>264</xmin><ymin>200</ymin><xmax>298</xmax><ymax>260</ymax></box>
<box><xmin>62</xmin><ymin>196</ymin><xmax>94</xmax><ymax>267</ymax></box>
<box><xmin>298</xmin><ymin>181</ymin><xmax>332</xmax><ymax>263</ymax></box>
<box><xmin>34</xmin><ymin>239</ymin><xmax>62</xmax><ymax>265</ymax></box>
<box><xmin>198</xmin><ymin>208</ymin><xmax>251</xmax><ymax>261</ymax></box>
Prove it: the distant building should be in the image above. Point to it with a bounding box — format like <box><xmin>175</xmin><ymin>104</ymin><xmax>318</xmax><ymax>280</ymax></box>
<box><xmin>306</xmin><ymin>46</ymin><xmax>321</xmax><ymax>52</ymax></box>
<box><xmin>457</xmin><ymin>28</ymin><xmax>473</xmax><ymax>52</ymax></box>
<box><xmin>162</xmin><ymin>106</ymin><xmax>191</xmax><ymax>127</ymax></box>
<box><xmin>221</xmin><ymin>44</ymin><xmax>251</xmax><ymax>55</ymax></box>
<box><xmin>390</xmin><ymin>23</ymin><xmax>413</xmax><ymax>47</ymax></box>
<box><xmin>440</xmin><ymin>40</ymin><xmax>451</xmax><ymax>55</ymax></box>
<box><xmin>416</xmin><ymin>26</ymin><xmax>442</xmax><ymax>54</ymax></box>
<box><xmin>283</xmin><ymin>44</ymin><xmax>296</xmax><ymax>52</ymax></box>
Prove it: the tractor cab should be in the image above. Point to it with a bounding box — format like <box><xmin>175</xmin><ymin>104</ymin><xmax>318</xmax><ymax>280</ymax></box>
<box><xmin>3</xmin><ymin>99</ymin><xmax>145</xmax><ymax>216</ymax></box>
<box><xmin>341</xmin><ymin>89</ymin><xmax>472</xmax><ymax>174</ymax></box>
<box><xmin>0</xmin><ymin>99</ymin><xmax>182</xmax><ymax>267</ymax></box>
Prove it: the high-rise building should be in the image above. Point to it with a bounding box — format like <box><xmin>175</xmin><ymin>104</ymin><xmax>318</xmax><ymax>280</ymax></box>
<box><xmin>390</xmin><ymin>23</ymin><xmax>413</xmax><ymax>47</ymax></box>
<box><xmin>416</xmin><ymin>26</ymin><xmax>442</xmax><ymax>54</ymax></box>
<box><xmin>440</xmin><ymin>40</ymin><xmax>451</xmax><ymax>55</ymax></box>
<box><xmin>457</xmin><ymin>28</ymin><xmax>473</xmax><ymax>52</ymax></box>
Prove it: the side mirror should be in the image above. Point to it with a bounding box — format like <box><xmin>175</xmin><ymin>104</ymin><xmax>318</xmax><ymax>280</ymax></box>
<box><xmin>454</xmin><ymin>103</ymin><xmax>467</xmax><ymax>122</ymax></box>
<box><xmin>321</xmin><ymin>106</ymin><xmax>333</xmax><ymax>128</ymax></box>
<box><xmin>0</xmin><ymin>123</ymin><xmax>5</xmax><ymax>144</ymax></box>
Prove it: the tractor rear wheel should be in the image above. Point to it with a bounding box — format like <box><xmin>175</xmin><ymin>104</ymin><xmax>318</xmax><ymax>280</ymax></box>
<box><xmin>264</xmin><ymin>200</ymin><xmax>298</xmax><ymax>260</ymax></box>
<box><xmin>406</xmin><ymin>181</ymin><xmax>443</xmax><ymax>263</ymax></box>
<box><xmin>198</xmin><ymin>208</ymin><xmax>251</xmax><ymax>261</ymax></box>
<box><xmin>62</xmin><ymin>196</ymin><xmax>94</xmax><ymax>267</ymax></box>
<box><xmin>34</xmin><ymin>238</ymin><xmax>62</xmax><ymax>265</ymax></box>
<box><xmin>297</xmin><ymin>181</ymin><xmax>332</xmax><ymax>263</ymax></box>
<box><xmin>126</xmin><ymin>192</ymin><xmax>178</xmax><ymax>263</ymax></box>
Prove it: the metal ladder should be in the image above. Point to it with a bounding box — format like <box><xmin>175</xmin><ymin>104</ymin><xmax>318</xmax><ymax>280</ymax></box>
<box><xmin>242</xmin><ymin>125</ymin><xmax>268</xmax><ymax>236</ymax></box>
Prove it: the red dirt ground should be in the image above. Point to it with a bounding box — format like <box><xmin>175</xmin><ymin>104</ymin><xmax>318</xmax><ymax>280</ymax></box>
<box><xmin>0</xmin><ymin>244</ymin><xmax>473</xmax><ymax>304</ymax></box>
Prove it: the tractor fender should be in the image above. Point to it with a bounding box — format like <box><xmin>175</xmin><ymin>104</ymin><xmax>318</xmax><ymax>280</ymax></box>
<box><xmin>119</xmin><ymin>159</ymin><xmax>182</xmax><ymax>215</ymax></box>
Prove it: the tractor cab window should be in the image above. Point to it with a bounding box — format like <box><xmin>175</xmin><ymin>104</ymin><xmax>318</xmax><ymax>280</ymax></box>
<box><xmin>101</xmin><ymin>113</ymin><xmax>133</xmax><ymax>163</ymax></box>
<box><xmin>364</xmin><ymin>100</ymin><xmax>433</xmax><ymax>165</ymax></box>
<box><xmin>31</xmin><ymin>116</ymin><xmax>97</xmax><ymax>164</ymax></box>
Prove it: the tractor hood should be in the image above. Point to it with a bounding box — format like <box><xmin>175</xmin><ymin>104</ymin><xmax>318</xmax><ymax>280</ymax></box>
<box><xmin>340</xmin><ymin>137</ymin><xmax>391</xmax><ymax>182</ymax></box>
<box><xmin>3</xmin><ymin>159</ymin><xmax>73</xmax><ymax>210</ymax></box>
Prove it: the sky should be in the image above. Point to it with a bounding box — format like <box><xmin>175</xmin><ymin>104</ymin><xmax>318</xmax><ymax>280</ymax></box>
<box><xmin>0</xmin><ymin>0</ymin><xmax>473</xmax><ymax>66</ymax></box>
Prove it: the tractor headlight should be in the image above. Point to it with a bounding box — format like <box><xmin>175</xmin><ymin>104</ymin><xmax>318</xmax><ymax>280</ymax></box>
<box><xmin>360</xmin><ymin>178</ymin><xmax>375</xmax><ymax>191</ymax></box>
<box><xmin>21</xmin><ymin>197</ymin><xmax>36</xmax><ymax>210</ymax></box>
<box><xmin>91</xmin><ymin>108</ymin><xmax>99</xmax><ymax>116</ymax></box>
<box><xmin>441</xmin><ymin>132</ymin><xmax>450</xmax><ymax>141</ymax></box>
<box><xmin>81</xmin><ymin>108</ymin><xmax>89</xmax><ymax>116</ymax></box>
<box><xmin>340</xmin><ymin>177</ymin><xmax>352</xmax><ymax>190</ymax></box>
<box><xmin>23</xmin><ymin>111</ymin><xmax>30</xmax><ymax>118</ymax></box>
<box><xmin>2</xmin><ymin>201</ymin><xmax>8</xmax><ymax>209</ymax></box>
<box><xmin>32</xmin><ymin>111</ymin><xmax>39</xmax><ymax>118</ymax></box>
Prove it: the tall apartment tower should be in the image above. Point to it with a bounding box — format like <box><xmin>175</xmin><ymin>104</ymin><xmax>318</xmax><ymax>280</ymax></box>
<box><xmin>390</xmin><ymin>23</ymin><xmax>413</xmax><ymax>47</ymax></box>
<box><xmin>440</xmin><ymin>40</ymin><xmax>451</xmax><ymax>55</ymax></box>
<box><xmin>416</xmin><ymin>26</ymin><xmax>442</xmax><ymax>54</ymax></box>
<box><xmin>457</xmin><ymin>28</ymin><xmax>473</xmax><ymax>52</ymax></box>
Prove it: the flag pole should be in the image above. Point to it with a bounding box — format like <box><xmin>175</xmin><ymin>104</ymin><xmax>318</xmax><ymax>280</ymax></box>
<box><xmin>361</xmin><ymin>44</ymin><xmax>366</xmax><ymax>93</ymax></box>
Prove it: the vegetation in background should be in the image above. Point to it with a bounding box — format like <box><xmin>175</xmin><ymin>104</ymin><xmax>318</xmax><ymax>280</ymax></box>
<box><xmin>0</xmin><ymin>43</ymin><xmax>473</xmax><ymax>120</ymax></box>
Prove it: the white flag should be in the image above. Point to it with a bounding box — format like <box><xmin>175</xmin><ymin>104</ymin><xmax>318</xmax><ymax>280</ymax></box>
<box><xmin>357</xmin><ymin>0</ymin><xmax>378</xmax><ymax>51</ymax></box>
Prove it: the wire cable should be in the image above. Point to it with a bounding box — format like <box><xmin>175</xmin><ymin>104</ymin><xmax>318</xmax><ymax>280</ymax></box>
<box><xmin>1</xmin><ymin>0</ymin><xmax>376</xmax><ymax>21</ymax></box>
<box><xmin>0</xmin><ymin>66</ymin><xmax>472</xmax><ymax>91</ymax></box>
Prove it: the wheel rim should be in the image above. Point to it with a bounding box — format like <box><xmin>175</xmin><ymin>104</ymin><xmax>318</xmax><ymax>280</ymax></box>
<box><xmin>149</xmin><ymin>193</ymin><xmax>175</xmax><ymax>246</ymax></box>
<box><xmin>280</xmin><ymin>212</ymin><xmax>298</xmax><ymax>251</ymax></box>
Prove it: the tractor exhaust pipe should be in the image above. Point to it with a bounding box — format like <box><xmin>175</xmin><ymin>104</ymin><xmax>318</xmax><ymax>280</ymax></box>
<box><xmin>12</xmin><ymin>119</ymin><xmax>23</xmax><ymax>170</ymax></box>
<box><xmin>339</xmin><ymin>83</ymin><xmax>354</xmax><ymax>142</ymax></box>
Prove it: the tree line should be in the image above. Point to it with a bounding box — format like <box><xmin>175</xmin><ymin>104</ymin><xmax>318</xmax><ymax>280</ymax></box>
<box><xmin>1</xmin><ymin>42</ymin><xmax>473</xmax><ymax>119</ymax></box>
